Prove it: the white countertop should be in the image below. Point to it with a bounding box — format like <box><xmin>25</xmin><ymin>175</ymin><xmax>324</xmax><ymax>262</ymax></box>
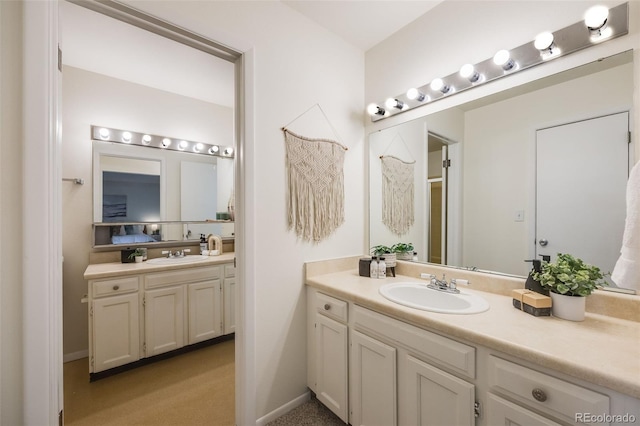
<box><xmin>84</xmin><ymin>252</ymin><xmax>235</xmax><ymax>280</ymax></box>
<box><xmin>306</xmin><ymin>267</ymin><xmax>640</xmax><ymax>399</ymax></box>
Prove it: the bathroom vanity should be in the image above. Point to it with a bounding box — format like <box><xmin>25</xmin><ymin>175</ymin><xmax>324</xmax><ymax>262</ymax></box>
<box><xmin>84</xmin><ymin>252</ymin><xmax>235</xmax><ymax>378</ymax></box>
<box><xmin>306</xmin><ymin>257</ymin><xmax>640</xmax><ymax>426</ymax></box>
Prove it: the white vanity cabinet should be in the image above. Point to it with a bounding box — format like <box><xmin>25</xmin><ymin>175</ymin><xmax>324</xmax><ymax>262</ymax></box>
<box><xmin>307</xmin><ymin>290</ymin><xmax>349</xmax><ymax>423</ymax></box>
<box><xmin>87</xmin><ymin>259</ymin><xmax>235</xmax><ymax>376</ymax></box>
<box><xmin>223</xmin><ymin>263</ymin><xmax>236</xmax><ymax>335</ymax></box>
<box><xmin>90</xmin><ymin>276</ymin><xmax>141</xmax><ymax>373</ymax></box>
<box><xmin>353</xmin><ymin>305</ymin><xmax>475</xmax><ymax>426</ymax></box>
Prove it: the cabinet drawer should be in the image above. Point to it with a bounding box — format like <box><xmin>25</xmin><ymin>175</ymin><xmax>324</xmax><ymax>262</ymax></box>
<box><xmin>354</xmin><ymin>305</ymin><xmax>475</xmax><ymax>379</ymax></box>
<box><xmin>145</xmin><ymin>266</ymin><xmax>221</xmax><ymax>289</ymax></box>
<box><xmin>315</xmin><ymin>292</ymin><xmax>347</xmax><ymax>323</ymax></box>
<box><xmin>224</xmin><ymin>263</ymin><xmax>235</xmax><ymax>278</ymax></box>
<box><xmin>488</xmin><ymin>356</ymin><xmax>609</xmax><ymax>425</ymax></box>
<box><xmin>92</xmin><ymin>276</ymin><xmax>140</xmax><ymax>298</ymax></box>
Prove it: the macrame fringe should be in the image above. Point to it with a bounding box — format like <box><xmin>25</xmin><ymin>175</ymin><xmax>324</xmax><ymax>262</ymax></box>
<box><xmin>381</xmin><ymin>156</ymin><xmax>414</xmax><ymax>236</ymax></box>
<box><xmin>284</xmin><ymin>130</ymin><xmax>346</xmax><ymax>242</ymax></box>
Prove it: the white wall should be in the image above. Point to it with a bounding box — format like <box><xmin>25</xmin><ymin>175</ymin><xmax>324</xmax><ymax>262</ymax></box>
<box><xmin>0</xmin><ymin>2</ymin><xmax>24</xmax><ymax>424</ymax></box>
<box><xmin>62</xmin><ymin>66</ymin><xmax>233</xmax><ymax>357</ymax></box>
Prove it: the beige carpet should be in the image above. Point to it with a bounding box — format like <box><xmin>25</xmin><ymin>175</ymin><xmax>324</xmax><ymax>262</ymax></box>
<box><xmin>64</xmin><ymin>340</ymin><xmax>235</xmax><ymax>425</ymax></box>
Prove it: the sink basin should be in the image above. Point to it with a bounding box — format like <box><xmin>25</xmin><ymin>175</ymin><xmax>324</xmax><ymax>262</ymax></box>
<box><xmin>379</xmin><ymin>282</ymin><xmax>489</xmax><ymax>314</ymax></box>
<box><xmin>146</xmin><ymin>255</ymin><xmax>211</xmax><ymax>265</ymax></box>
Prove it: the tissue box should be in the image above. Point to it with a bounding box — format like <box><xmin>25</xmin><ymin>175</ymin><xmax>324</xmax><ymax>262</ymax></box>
<box><xmin>359</xmin><ymin>258</ymin><xmax>372</xmax><ymax>277</ymax></box>
<box><xmin>512</xmin><ymin>289</ymin><xmax>552</xmax><ymax>317</ymax></box>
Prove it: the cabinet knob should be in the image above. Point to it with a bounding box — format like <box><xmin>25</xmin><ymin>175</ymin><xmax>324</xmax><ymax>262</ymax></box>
<box><xmin>323</xmin><ymin>303</ymin><xmax>331</xmax><ymax>310</ymax></box>
<box><xmin>532</xmin><ymin>388</ymin><xmax>547</xmax><ymax>402</ymax></box>
<box><xmin>113</xmin><ymin>285</ymin><xmax>120</xmax><ymax>291</ymax></box>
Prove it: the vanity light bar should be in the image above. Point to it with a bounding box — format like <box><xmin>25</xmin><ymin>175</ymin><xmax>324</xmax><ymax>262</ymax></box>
<box><xmin>368</xmin><ymin>2</ymin><xmax>629</xmax><ymax>122</ymax></box>
<box><xmin>90</xmin><ymin>125</ymin><xmax>235</xmax><ymax>158</ymax></box>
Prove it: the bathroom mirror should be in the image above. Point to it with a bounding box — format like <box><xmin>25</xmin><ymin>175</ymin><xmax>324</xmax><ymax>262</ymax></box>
<box><xmin>93</xmin><ymin>139</ymin><xmax>234</xmax><ymax>247</ymax></box>
<box><xmin>369</xmin><ymin>50</ymin><xmax>634</xmax><ymax>278</ymax></box>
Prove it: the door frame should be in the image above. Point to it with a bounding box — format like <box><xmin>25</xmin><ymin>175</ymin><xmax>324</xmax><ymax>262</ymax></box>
<box><xmin>25</xmin><ymin>1</ymin><xmax>255</xmax><ymax>424</ymax></box>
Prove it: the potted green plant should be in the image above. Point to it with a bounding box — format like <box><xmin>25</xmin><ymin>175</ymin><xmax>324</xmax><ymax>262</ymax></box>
<box><xmin>370</xmin><ymin>245</ymin><xmax>396</xmax><ymax>267</ymax></box>
<box><xmin>533</xmin><ymin>253</ymin><xmax>608</xmax><ymax>321</ymax></box>
<box><xmin>392</xmin><ymin>243</ymin><xmax>414</xmax><ymax>261</ymax></box>
<box><xmin>128</xmin><ymin>248</ymin><xmax>146</xmax><ymax>263</ymax></box>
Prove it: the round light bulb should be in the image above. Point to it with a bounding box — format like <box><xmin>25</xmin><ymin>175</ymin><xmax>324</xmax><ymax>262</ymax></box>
<box><xmin>224</xmin><ymin>147</ymin><xmax>234</xmax><ymax>156</ymax></box>
<box><xmin>99</xmin><ymin>128</ymin><xmax>110</xmax><ymax>139</ymax></box>
<box><xmin>459</xmin><ymin>64</ymin><xmax>475</xmax><ymax>78</ymax></box>
<box><xmin>406</xmin><ymin>88</ymin><xmax>426</xmax><ymax>102</ymax></box>
<box><xmin>367</xmin><ymin>103</ymin><xmax>385</xmax><ymax>116</ymax></box>
<box><xmin>161</xmin><ymin>138</ymin><xmax>171</xmax><ymax>148</ymax></box>
<box><xmin>493</xmin><ymin>50</ymin><xmax>510</xmax><ymax>66</ymax></box>
<box><xmin>178</xmin><ymin>140</ymin><xmax>188</xmax><ymax>150</ymax></box>
<box><xmin>194</xmin><ymin>143</ymin><xmax>204</xmax><ymax>153</ymax></box>
<box><xmin>584</xmin><ymin>5</ymin><xmax>608</xmax><ymax>29</ymax></box>
<box><xmin>121</xmin><ymin>131</ymin><xmax>132</xmax><ymax>143</ymax></box>
<box><xmin>142</xmin><ymin>134</ymin><xmax>152</xmax><ymax>145</ymax></box>
<box><xmin>534</xmin><ymin>32</ymin><xmax>554</xmax><ymax>50</ymax></box>
<box><xmin>430</xmin><ymin>78</ymin><xmax>444</xmax><ymax>91</ymax></box>
<box><xmin>209</xmin><ymin>145</ymin><xmax>220</xmax><ymax>154</ymax></box>
<box><xmin>385</xmin><ymin>98</ymin><xmax>404</xmax><ymax>110</ymax></box>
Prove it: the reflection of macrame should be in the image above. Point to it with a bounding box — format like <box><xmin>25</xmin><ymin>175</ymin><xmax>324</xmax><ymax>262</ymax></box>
<box><xmin>381</xmin><ymin>155</ymin><xmax>414</xmax><ymax>236</ymax></box>
<box><xmin>284</xmin><ymin>129</ymin><xmax>346</xmax><ymax>242</ymax></box>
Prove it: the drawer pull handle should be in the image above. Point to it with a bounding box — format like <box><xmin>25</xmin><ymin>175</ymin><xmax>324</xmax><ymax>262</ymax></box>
<box><xmin>323</xmin><ymin>303</ymin><xmax>331</xmax><ymax>310</ymax></box>
<box><xmin>532</xmin><ymin>388</ymin><xmax>547</xmax><ymax>402</ymax></box>
<box><xmin>112</xmin><ymin>285</ymin><xmax>120</xmax><ymax>291</ymax></box>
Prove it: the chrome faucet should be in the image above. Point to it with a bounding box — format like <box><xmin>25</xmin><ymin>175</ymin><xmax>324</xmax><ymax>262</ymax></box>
<box><xmin>161</xmin><ymin>249</ymin><xmax>191</xmax><ymax>258</ymax></box>
<box><xmin>427</xmin><ymin>274</ymin><xmax>460</xmax><ymax>294</ymax></box>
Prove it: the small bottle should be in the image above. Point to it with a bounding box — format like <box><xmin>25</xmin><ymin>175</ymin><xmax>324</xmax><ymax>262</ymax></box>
<box><xmin>199</xmin><ymin>234</ymin><xmax>207</xmax><ymax>254</ymax></box>
<box><xmin>370</xmin><ymin>256</ymin><xmax>378</xmax><ymax>279</ymax></box>
<box><xmin>378</xmin><ymin>257</ymin><xmax>386</xmax><ymax>278</ymax></box>
<box><xmin>412</xmin><ymin>251</ymin><xmax>418</xmax><ymax>261</ymax></box>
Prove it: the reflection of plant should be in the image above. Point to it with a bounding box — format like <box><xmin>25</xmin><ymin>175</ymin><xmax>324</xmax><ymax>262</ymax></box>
<box><xmin>392</xmin><ymin>243</ymin><xmax>414</xmax><ymax>253</ymax></box>
<box><xmin>128</xmin><ymin>248</ymin><xmax>145</xmax><ymax>259</ymax></box>
<box><xmin>371</xmin><ymin>245</ymin><xmax>392</xmax><ymax>256</ymax></box>
<box><xmin>532</xmin><ymin>253</ymin><xmax>607</xmax><ymax>297</ymax></box>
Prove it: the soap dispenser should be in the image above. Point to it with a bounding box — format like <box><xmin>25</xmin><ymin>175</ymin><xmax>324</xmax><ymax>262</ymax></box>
<box><xmin>523</xmin><ymin>255</ymin><xmax>550</xmax><ymax>295</ymax></box>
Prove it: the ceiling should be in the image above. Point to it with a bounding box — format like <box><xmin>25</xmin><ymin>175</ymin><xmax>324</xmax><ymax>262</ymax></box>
<box><xmin>60</xmin><ymin>1</ymin><xmax>443</xmax><ymax>106</ymax></box>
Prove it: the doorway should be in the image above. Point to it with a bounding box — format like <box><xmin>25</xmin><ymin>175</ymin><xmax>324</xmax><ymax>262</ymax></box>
<box><xmin>59</xmin><ymin>0</ymin><xmax>244</xmax><ymax>423</ymax></box>
<box><xmin>427</xmin><ymin>132</ymin><xmax>450</xmax><ymax>265</ymax></box>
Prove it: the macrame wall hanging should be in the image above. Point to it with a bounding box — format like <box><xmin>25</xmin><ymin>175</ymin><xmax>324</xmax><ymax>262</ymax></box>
<box><xmin>282</xmin><ymin>104</ymin><xmax>348</xmax><ymax>243</ymax></box>
<box><xmin>380</xmin><ymin>133</ymin><xmax>415</xmax><ymax>236</ymax></box>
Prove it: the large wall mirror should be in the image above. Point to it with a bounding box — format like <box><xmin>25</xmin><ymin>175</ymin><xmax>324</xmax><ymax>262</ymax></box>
<box><xmin>369</xmin><ymin>50</ymin><xmax>634</xmax><ymax>283</ymax></box>
<box><xmin>93</xmin><ymin>139</ymin><xmax>234</xmax><ymax>247</ymax></box>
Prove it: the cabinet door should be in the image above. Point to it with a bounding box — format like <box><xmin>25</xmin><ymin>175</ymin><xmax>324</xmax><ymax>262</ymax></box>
<box><xmin>315</xmin><ymin>313</ymin><xmax>349</xmax><ymax>423</ymax></box>
<box><xmin>92</xmin><ymin>293</ymin><xmax>140</xmax><ymax>373</ymax></box>
<box><xmin>223</xmin><ymin>276</ymin><xmax>236</xmax><ymax>335</ymax></box>
<box><xmin>145</xmin><ymin>286</ymin><xmax>184</xmax><ymax>356</ymax></box>
<box><xmin>188</xmin><ymin>280</ymin><xmax>222</xmax><ymax>344</ymax></box>
<box><xmin>403</xmin><ymin>354</ymin><xmax>474</xmax><ymax>426</ymax></box>
<box><xmin>487</xmin><ymin>393</ymin><xmax>562</xmax><ymax>426</ymax></box>
<box><xmin>350</xmin><ymin>329</ymin><xmax>397</xmax><ymax>426</ymax></box>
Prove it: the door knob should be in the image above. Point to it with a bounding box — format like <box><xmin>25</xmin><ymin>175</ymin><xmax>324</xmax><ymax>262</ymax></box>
<box><xmin>538</xmin><ymin>239</ymin><xmax>548</xmax><ymax>247</ymax></box>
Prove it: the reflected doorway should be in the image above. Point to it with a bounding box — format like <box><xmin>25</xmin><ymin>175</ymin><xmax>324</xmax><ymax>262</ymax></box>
<box><xmin>427</xmin><ymin>132</ymin><xmax>450</xmax><ymax>265</ymax></box>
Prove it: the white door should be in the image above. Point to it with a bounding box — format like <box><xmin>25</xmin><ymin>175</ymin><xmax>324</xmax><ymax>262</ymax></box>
<box><xmin>188</xmin><ymin>280</ymin><xmax>223</xmax><ymax>344</ymax></box>
<box><xmin>315</xmin><ymin>314</ymin><xmax>349</xmax><ymax>423</ymax></box>
<box><xmin>403</xmin><ymin>355</ymin><xmax>474</xmax><ymax>426</ymax></box>
<box><xmin>145</xmin><ymin>286</ymin><xmax>185</xmax><ymax>356</ymax></box>
<box><xmin>350</xmin><ymin>329</ymin><xmax>397</xmax><ymax>426</ymax></box>
<box><xmin>536</xmin><ymin>112</ymin><xmax>628</xmax><ymax>278</ymax></box>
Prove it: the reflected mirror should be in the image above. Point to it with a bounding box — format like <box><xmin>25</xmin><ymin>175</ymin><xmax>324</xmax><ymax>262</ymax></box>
<box><xmin>369</xmin><ymin>51</ymin><xmax>633</xmax><ymax>280</ymax></box>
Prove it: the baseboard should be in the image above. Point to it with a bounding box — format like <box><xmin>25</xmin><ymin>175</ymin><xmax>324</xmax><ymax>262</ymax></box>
<box><xmin>63</xmin><ymin>349</ymin><xmax>88</xmax><ymax>363</ymax></box>
<box><xmin>255</xmin><ymin>390</ymin><xmax>310</xmax><ymax>426</ymax></box>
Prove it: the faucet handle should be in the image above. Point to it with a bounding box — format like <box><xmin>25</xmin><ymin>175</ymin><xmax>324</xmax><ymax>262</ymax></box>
<box><xmin>449</xmin><ymin>279</ymin><xmax>457</xmax><ymax>291</ymax></box>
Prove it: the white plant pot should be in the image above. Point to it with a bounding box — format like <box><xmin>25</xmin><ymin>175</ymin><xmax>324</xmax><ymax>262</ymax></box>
<box><xmin>550</xmin><ymin>292</ymin><xmax>586</xmax><ymax>321</ymax></box>
<box><xmin>396</xmin><ymin>252</ymin><xmax>413</xmax><ymax>261</ymax></box>
<box><xmin>134</xmin><ymin>256</ymin><xmax>143</xmax><ymax>263</ymax></box>
<box><xmin>381</xmin><ymin>253</ymin><xmax>396</xmax><ymax>267</ymax></box>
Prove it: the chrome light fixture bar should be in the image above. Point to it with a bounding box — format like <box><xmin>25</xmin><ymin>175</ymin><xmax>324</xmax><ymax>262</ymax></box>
<box><xmin>91</xmin><ymin>125</ymin><xmax>235</xmax><ymax>158</ymax></box>
<box><xmin>368</xmin><ymin>2</ymin><xmax>628</xmax><ymax>122</ymax></box>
